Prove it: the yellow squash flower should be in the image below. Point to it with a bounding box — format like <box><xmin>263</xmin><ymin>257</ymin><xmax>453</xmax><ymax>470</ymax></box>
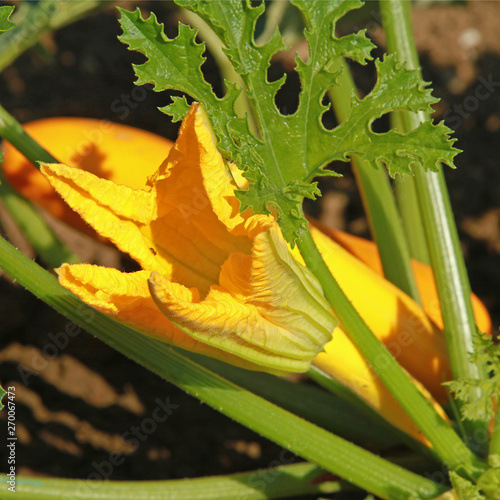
<box><xmin>40</xmin><ymin>103</ymin><xmax>452</xmax><ymax>444</ymax></box>
<box><xmin>40</xmin><ymin>104</ymin><xmax>336</xmax><ymax>374</ymax></box>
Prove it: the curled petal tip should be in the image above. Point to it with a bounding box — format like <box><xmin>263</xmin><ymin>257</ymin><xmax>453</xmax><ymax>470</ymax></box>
<box><xmin>149</xmin><ymin>227</ymin><xmax>335</xmax><ymax>373</ymax></box>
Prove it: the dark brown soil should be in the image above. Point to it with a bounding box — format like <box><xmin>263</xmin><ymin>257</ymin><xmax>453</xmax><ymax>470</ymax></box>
<box><xmin>0</xmin><ymin>1</ymin><xmax>499</xmax><ymax>498</ymax></box>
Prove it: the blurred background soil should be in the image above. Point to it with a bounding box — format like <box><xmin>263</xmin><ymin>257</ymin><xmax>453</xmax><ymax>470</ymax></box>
<box><xmin>0</xmin><ymin>0</ymin><xmax>499</xmax><ymax>497</ymax></box>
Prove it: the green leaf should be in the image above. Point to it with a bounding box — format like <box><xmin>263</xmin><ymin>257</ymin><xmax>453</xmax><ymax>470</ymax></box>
<box><xmin>445</xmin><ymin>333</ymin><xmax>500</xmax><ymax>423</ymax></box>
<box><xmin>0</xmin><ymin>5</ymin><xmax>14</xmax><ymax>33</ymax></box>
<box><xmin>162</xmin><ymin>94</ymin><xmax>191</xmax><ymax>122</ymax></box>
<box><xmin>478</xmin><ymin>467</ymin><xmax>500</xmax><ymax>500</ymax></box>
<box><xmin>325</xmin><ymin>56</ymin><xmax>460</xmax><ymax>177</ymax></box>
<box><xmin>118</xmin><ymin>1</ymin><xmax>459</xmax><ymax>245</ymax></box>
<box><xmin>450</xmin><ymin>472</ymin><xmax>485</xmax><ymax>500</ymax></box>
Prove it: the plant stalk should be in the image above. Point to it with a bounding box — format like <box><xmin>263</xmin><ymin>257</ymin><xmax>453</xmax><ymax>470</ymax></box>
<box><xmin>0</xmin><ymin>104</ymin><xmax>58</xmax><ymax>166</ymax></box>
<box><xmin>489</xmin><ymin>404</ymin><xmax>500</xmax><ymax>459</ymax></box>
<box><xmin>0</xmin><ymin>463</ymin><xmax>351</xmax><ymax>500</ymax></box>
<box><xmin>0</xmin><ymin>104</ymin><xmax>79</xmax><ymax>266</ymax></box>
<box><xmin>380</xmin><ymin>0</ymin><xmax>489</xmax><ymax>453</ymax></box>
<box><xmin>0</xmin><ymin>0</ymin><xmax>107</xmax><ymax>73</ymax></box>
<box><xmin>390</xmin><ymin>110</ymin><xmax>431</xmax><ymax>264</ymax></box>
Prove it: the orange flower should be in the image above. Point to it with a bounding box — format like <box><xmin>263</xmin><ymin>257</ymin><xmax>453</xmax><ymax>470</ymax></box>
<box><xmin>40</xmin><ymin>104</ymin><xmax>336</xmax><ymax>374</ymax></box>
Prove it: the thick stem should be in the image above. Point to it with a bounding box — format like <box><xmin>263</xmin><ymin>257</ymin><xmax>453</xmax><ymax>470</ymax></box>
<box><xmin>0</xmin><ymin>104</ymin><xmax>79</xmax><ymax>266</ymax></box>
<box><xmin>391</xmin><ymin>113</ymin><xmax>431</xmax><ymax>265</ymax></box>
<box><xmin>0</xmin><ymin>104</ymin><xmax>58</xmax><ymax>166</ymax></box>
<box><xmin>0</xmin><ymin>463</ymin><xmax>351</xmax><ymax>500</ymax></box>
<box><xmin>489</xmin><ymin>405</ymin><xmax>500</xmax><ymax>459</ymax></box>
<box><xmin>380</xmin><ymin>0</ymin><xmax>489</xmax><ymax>454</ymax></box>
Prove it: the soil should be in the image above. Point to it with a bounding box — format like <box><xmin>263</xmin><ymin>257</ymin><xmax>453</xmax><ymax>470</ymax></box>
<box><xmin>0</xmin><ymin>1</ymin><xmax>499</xmax><ymax>499</ymax></box>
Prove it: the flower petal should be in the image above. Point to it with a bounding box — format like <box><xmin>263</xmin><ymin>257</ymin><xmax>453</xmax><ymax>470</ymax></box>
<box><xmin>150</xmin><ymin>104</ymin><xmax>271</xmax><ymax>248</ymax></box>
<box><xmin>194</xmin><ymin>105</ymin><xmax>274</xmax><ymax>238</ymax></box>
<box><xmin>139</xmin><ymin>105</ymin><xmax>257</xmax><ymax>295</ymax></box>
<box><xmin>41</xmin><ymin>163</ymin><xmax>155</xmax><ymax>223</ymax></box>
<box><xmin>42</xmin><ymin>162</ymin><xmax>232</xmax><ymax>294</ymax></box>
<box><xmin>149</xmin><ymin>272</ymin><xmax>313</xmax><ymax>373</ymax></box>
<box><xmin>57</xmin><ymin>263</ymin><xmax>271</xmax><ymax>372</ymax></box>
<box><xmin>41</xmin><ymin>163</ymin><xmax>170</xmax><ymax>274</ymax></box>
<box><xmin>150</xmin><ymin>105</ymin><xmax>254</xmax><ymax>250</ymax></box>
<box><xmin>149</xmin><ymin>227</ymin><xmax>336</xmax><ymax>373</ymax></box>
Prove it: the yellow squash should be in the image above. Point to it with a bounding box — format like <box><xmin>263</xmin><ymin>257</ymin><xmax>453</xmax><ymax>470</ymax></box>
<box><xmin>313</xmin><ymin>220</ymin><xmax>492</xmax><ymax>335</ymax></box>
<box><xmin>1</xmin><ymin>117</ymin><xmax>173</xmax><ymax>237</ymax></box>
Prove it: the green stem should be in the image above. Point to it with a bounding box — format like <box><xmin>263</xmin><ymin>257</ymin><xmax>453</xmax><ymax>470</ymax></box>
<box><xmin>0</xmin><ymin>235</ymin><xmax>448</xmax><ymax>500</ymax></box>
<box><xmin>328</xmin><ymin>58</ymin><xmax>420</xmax><ymax>302</ymax></box>
<box><xmin>391</xmin><ymin>110</ymin><xmax>431</xmax><ymax>264</ymax></box>
<box><xmin>0</xmin><ymin>0</ymin><xmax>106</xmax><ymax>73</ymax></box>
<box><xmin>297</xmin><ymin>228</ymin><xmax>486</xmax><ymax>480</ymax></box>
<box><xmin>0</xmin><ymin>171</ymin><xmax>79</xmax><ymax>267</ymax></box>
<box><xmin>0</xmin><ymin>463</ymin><xmax>350</xmax><ymax>500</ymax></box>
<box><xmin>308</xmin><ymin>365</ymin><xmax>440</xmax><ymax>465</ymax></box>
<box><xmin>394</xmin><ymin>172</ymin><xmax>431</xmax><ymax>264</ymax></box>
<box><xmin>0</xmin><ymin>103</ymin><xmax>57</xmax><ymax>166</ymax></box>
<box><xmin>380</xmin><ymin>0</ymin><xmax>489</xmax><ymax>453</ymax></box>
<box><xmin>254</xmin><ymin>0</ymin><xmax>289</xmax><ymax>46</ymax></box>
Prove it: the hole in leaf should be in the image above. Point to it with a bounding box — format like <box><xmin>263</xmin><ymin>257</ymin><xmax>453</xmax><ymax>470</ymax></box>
<box><xmin>320</xmin><ymin>94</ymin><xmax>338</xmax><ymax>131</ymax></box>
<box><xmin>199</xmin><ymin>43</ymin><xmax>225</xmax><ymax>99</ymax></box>
<box><xmin>345</xmin><ymin>55</ymin><xmax>379</xmax><ymax>98</ymax></box>
<box><xmin>370</xmin><ymin>113</ymin><xmax>390</xmax><ymax>134</ymax></box>
<box><xmin>303</xmin><ymin>163</ymin><xmax>367</xmax><ymax>237</ymax></box>
<box><xmin>253</xmin><ymin>0</ymin><xmax>266</xmax><ymax>40</ymax></box>
<box><xmin>268</xmin><ymin>62</ymin><xmax>300</xmax><ymax>116</ymax></box>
